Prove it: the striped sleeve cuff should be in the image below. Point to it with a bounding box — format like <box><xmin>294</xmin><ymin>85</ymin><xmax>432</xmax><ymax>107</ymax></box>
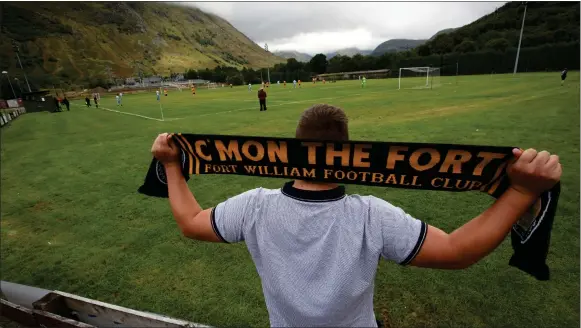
<box><xmin>399</xmin><ymin>221</ymin><xmax>427</xmax><ymax>266</ymax></box>
<box><xmin>210</xmin><ymin>207</ymin><xmax>229</xmax><ymax>243</ymax></box>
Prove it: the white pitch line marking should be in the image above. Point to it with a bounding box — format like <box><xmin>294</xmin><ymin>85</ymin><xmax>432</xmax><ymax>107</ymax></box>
<box><xmin>74</xmin><ymin>104</ymin><xmax>183</xmax><ymax>122</ymax></box>
<box><xmin>98</xmin><ymin>106</ymin><xmax>164</xmax><ymax>121</ymax></box>
<box><xmin>196</xmin><ymin>96</ymin><xmax>342</xmax><ymax>117</ymax></box>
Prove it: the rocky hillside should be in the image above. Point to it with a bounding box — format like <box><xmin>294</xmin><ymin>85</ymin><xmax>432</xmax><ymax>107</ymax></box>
<box><xmin>0</xmin><ymin>2</ymin><xmax>284</xmax><ymax>87</ymax></box>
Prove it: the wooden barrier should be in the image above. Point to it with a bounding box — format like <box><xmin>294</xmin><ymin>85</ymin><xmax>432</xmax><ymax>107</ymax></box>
<box><xmin>1</xmin><ymin>281</ymin><xmax>211</xmax><ymax>327</ymax></box>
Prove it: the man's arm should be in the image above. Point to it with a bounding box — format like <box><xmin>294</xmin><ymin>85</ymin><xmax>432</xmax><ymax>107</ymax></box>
<box><xmin>151</xmin><ymin>133</ymin><xmax>221</xmax><ymax>242</ymax></box>
<box><xmin>164</xmin><ymin>161</ymin><xmax>221</xmax><ymax>242</ymax></box>
<box><xmin>410</xmin><ymin>148</ymin><xmax>562</xmax><ymax>269</ymax></box>
<box><xmin>411</xmin><ymin>187</ymin><xmax>537</xmax><ymax>269</ymax></box>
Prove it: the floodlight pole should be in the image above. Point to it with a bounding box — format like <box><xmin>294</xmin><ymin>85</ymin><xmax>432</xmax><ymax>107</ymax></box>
<box><xmin>264</xmin><ymin>43</ymin><xmax>270</xmax><ymax>83</ymax></box>
<box><xmin>398</xmin><ymin>68</ymin><xmax>402</xmax><ymax>90</ymax></box>
<box><xmin>13</xmin><ymin>44</ymin><xmax>32</xmax><ymax>92</ymax></box>
<box><xmin>513</xmin><ymin>2</ymin><xmax>527</xmax><ymax>75</ymax></box>
<box><xmin>1</xmin><ymin>71</ymin><xmax>17</xmax><ymax>98</ymax></box>
<box><xmin>14</xmin><ymin>78</ymin><xmax>23</xmax><ymax>94</ymax></box>
<box><xmin>158</xmin><ymin>86</ymin><xmax>165</xmax><ymax>121</ymax></box>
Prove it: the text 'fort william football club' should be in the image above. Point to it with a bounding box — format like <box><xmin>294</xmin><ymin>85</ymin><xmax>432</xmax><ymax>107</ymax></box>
<box><xmin>172</xmin><ymin>135</ymin><xmax>510</xmax><ymax>192</ymax></box>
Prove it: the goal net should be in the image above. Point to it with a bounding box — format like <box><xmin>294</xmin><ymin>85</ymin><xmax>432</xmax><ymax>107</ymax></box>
<box><xmin>162</xmin><ymin>82</ymin><xmax>183</xmax><ymax>91</ymax></box>
<box><xmin>316</xmin><ymin>69</ymin><xmax>390</xmax><ymax>82</ymax></box>
<box><xmin>207</xmin><ymin>82</ymin><xmax>218</xmax><ymax>89</ymax></box>
<box><xmin>398</xmin><ymin>67</ymin><xmax>441</xmax><ymax>90</ymax></box>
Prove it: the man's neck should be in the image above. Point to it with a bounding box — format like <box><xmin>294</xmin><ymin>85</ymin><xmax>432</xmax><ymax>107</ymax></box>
<box><xmin>292</xmin><ymin>180</ymin><xmax>339</xmax><ymax>191</ymax></box>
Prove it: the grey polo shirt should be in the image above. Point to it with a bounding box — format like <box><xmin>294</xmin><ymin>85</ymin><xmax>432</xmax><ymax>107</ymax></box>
<box><xmin>211</xmin><ymin>181</ymin><xmax>426</xmax><ymax>327</ymax></box>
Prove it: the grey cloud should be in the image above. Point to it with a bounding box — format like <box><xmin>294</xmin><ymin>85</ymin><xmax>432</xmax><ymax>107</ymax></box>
<box><xmin>189</xmin><ymin>2</ymin><xmax>356</xmax><ymax>40</ymax></box>
<box><xmin>184</xmin><ymin>2</ymin><xmax>503</xmax><ymax>52</ymax></box>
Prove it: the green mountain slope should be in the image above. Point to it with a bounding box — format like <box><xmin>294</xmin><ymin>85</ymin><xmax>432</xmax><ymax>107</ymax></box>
<box><xmin>428</xmin><ymin>28</ymin><xmax>457</xmax><ymax>40</ymax></box>
<box><xmin>369</xmin><ymin>28</ymin><xmax>456</xmax><ymax>57</ymax></box>
<box><xmin>0</xmin><ymin>2</ymin><xmax>284</xmax><ymax>87</ymax></box>
<box><xmin>417</xmin><ymin>2</ymin><xmax>580</xmax><ymax>55</ymax></box>
<box><xmin>326</xmin><ymin>48</ymin><xmax>372</xmax><ymax>59</ymax></box>
<box><xmin>273</xmin><ymin>51</ymin><xmax>312</xmax><ymax>63</ymax></box>
<box><xmin>370</xmin><ymin>39</ymin><xmax>427</xmax><ymax>56</ymax></box>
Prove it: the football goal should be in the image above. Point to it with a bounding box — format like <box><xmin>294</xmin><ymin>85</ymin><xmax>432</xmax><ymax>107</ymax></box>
<box><xmin>398</xmin><ymin>67</ymin><xmax>441</xmax><ymax>90</ymax></box>
<box><xmin>162</xmin><ymin>82</ymin><xmax>184</xmax><ymax>91</ymax></box>
<box><xmin>316</xmin><ymin>69</ymin><xmax>391</xmax><ymax>82</ymax></box>
<box><xmin>207</xmin><ymin>82</ymin><xmax>218</xmax><ymax>89</ymax></box>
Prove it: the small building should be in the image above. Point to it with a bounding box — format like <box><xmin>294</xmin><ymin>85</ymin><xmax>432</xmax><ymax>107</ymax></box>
<box><xmin>315</xmin><ymin>69</ymin><xmax>391</xmax><ymax>81</ymax></box>
<box><xmin>173</xmin><ymin>73</ymin><xmax>185</xmax><ymax>81</ymax></box>
<box><xmin>189</xmin><ymin>79</ymin><xmax>209</xmax><ymax>85</ymax></box>
<box><xmin>20</xmin><ymin>90</ymin><xmax>54</xmax><ymax>113</ymax></box>
<box><xmin>143</xmin><ymin>76</ymin><xmax>162</xmax><ymax>84</ymax></box>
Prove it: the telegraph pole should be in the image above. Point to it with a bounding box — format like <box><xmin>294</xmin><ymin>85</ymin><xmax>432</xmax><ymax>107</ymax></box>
<box><xmin>513</xmin><ymin>2</ymin><xmax>527</xmax><ymax>75</ymax></box>
<box><xmin>131</xmin><ymin>60</ymin><xmax>140</xmax><ymax>85</ymax></box>
<box><xmin>105</xmin><ymin>65</ymin><xmax>114</xmax><ymax>86</ymax></box>
<box><xmin>456</xmin><ymin>61</ymin><xmax>459</xmax><ymax>85</ymax></box>
<box><xmin>264</xmin><ymin>43</ymin><xmax>271</xmax><ymax>84</ymax></box>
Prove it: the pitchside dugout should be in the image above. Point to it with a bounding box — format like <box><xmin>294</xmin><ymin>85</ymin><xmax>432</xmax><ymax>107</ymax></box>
<box><xmin>20</xmin><ymin>91</ymin><xmax>55</xmax><ymax>113</ymax></box>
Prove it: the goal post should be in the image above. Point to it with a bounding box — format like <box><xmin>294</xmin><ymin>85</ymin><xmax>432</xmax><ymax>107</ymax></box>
<box><xmin>315</xmin><ymin>69</ymin><xmax>390</xmax><ymax>82</ymax></box>
<box><xmin>207</xmin><ymin>82</ymin><xmax>218</xmax><ymax>89</ymax></box>
<box><xmin>398</xmin><ymin>67</ymin><xmax>441</xmax><ymax>90</ymax></box>
<box><xmin>161</xmin><ymin>82</ymin><xmax>184</xmax><ymax>92</ymax></box>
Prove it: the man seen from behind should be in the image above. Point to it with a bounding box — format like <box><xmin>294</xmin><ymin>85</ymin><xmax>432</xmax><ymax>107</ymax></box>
<box><xmin>150</xmin><ymin>104</ymin><xmax>562</xmax><ymax>327</ymax></box>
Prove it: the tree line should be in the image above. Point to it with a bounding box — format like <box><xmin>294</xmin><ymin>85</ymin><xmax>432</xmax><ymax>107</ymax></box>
<box><xmin>179</xmin><ymin>40</ymin><xmax>578</xmax><ymax>86</ymax></box>
<box><xmin>180</xmin><ymin>2</ymin><xmax>579</xmax><ymax>85</ymax></box>
<box><xmin>2</xmin><ymin>1</ymin><xmax>578</xmax><ymax>94</ymax></box>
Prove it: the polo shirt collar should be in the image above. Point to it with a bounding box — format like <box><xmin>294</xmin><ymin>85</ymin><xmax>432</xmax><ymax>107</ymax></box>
<box><xmin>281</xmin><ymin>181</ymin><xmax>345</xmax><ymax>202</ymax></box>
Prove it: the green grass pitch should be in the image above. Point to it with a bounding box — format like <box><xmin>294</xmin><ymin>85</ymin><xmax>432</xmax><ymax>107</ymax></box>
<box><xmin>1</xmin><ymin>72</ymin><xmax>579</xmax><ymax>327</ymax></box>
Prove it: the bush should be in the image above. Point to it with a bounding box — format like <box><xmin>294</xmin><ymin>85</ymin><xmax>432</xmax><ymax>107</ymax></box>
<box><xmin>485</xmin><ymin>38</ymin><xmax>510</xmax><ymax>52</ymax></box>
<box><xmin>454</xmin><ymin>40</ymin><xmax>477</xmax><ymax>53</ymax></box>
<box><xmin>192</xmin><ymin>33</ymin><xmax>215</xmax><ymax>46</ymax></box>
<box><xmin>227</xmin><ymin>75</ymin><xmax>243</xmax><ymax>85</ymax></box>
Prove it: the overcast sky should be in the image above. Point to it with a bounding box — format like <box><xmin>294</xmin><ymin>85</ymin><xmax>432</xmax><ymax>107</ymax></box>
<box><xmin>185</xmin><ymin>2</ymin><xmax>503</xmax><ymax>54</ymax></box>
